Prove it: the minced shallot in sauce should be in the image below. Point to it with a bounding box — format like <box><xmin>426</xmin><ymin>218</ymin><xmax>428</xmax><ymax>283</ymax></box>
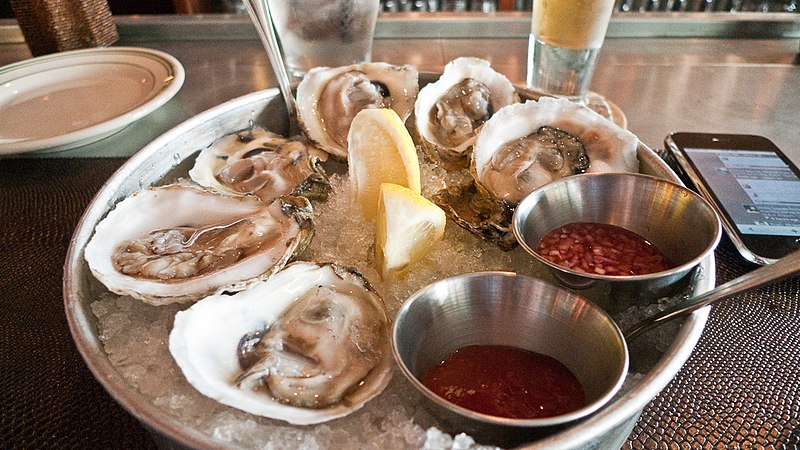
<box><xmin>536</xmin><ymin>222</ymin><xmax>674</xmax><ymax>276</ymax></box>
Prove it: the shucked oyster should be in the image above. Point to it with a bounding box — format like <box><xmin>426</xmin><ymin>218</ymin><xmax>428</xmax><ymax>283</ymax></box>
<box><xmin>169</xmin><ymin>261</ymin><xmax>392</xmax><ymax>425</ymax></box>
<box><xmin>189</xmin><ymin>127</ymin><xmax>330</xmax><ymax>203</ymax></box>
<box><xmin>84</xmin><ymin>183</ymin><xmax>314</xmax><ymax>305</ymax></box>
<box><xmin>436</xmin><ymin>97</ymin><xmax>639</xmax><ymax>250</ymax></box>
<box><xmin>414</xmin><ymin>57</ymin><xmax>518</xmax><ymax>170</ymax></box>
<box><xmin>296</xmin><ymin>62</ymin><xmax>419</xmax><ymax>160</ymax></box>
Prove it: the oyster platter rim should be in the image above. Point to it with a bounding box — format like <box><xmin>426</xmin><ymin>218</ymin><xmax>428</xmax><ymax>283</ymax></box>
<box><xmin>63</xmin><ymin>80</ymin><xmax>715</xmax><ymax>449</ymax></box>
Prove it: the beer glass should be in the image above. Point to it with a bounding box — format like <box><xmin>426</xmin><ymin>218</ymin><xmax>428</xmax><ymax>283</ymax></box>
<box><xmin>526</xmin><ymin>0</ymin><xmax>615</xmax><ymax>102</ymax></box>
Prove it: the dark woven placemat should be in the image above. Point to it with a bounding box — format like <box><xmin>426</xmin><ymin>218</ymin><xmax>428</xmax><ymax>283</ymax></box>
<box><xmin>1</xmin><ymin>157</ymin><xmax>798</xmax><ymax>449</ymax></box>
<box><xmin>0</xmin><ymin>158</ymin><xmax>156</xmax><ymax>449</ymax></box>
<box><xmin>626</xmin><ymin>239</ymin><xmax>800</xmax><ymax>449</ymax></box>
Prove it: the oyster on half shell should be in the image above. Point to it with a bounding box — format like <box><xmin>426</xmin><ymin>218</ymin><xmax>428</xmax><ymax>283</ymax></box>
<box><xmin>169</xmin><ymin>261</ymin><xmax>392</xmax><ymax>425</ymax></box>
<box><xmin>84</xmin><ymin>183</ymin><xmax>314</xmax><ymax>305</ymax></box>
<box><xmin>435</xmin><ymin>97</ymin><xmax>639</xmax><ymax>250</ymax></box>
<box><xmin>296</xmin><ymin>62</ymin><xmax>419</xmax><ymax>160</ymax></box>
<box><xmin>414</xmin><ymin>57</ymin><xmax>518</xmax><ymax>170</ymax></box>
<box><xmin>189</xmin><ymin>127</ymin><xmax>330</xmax><ymax>204</ymax></box>
<box><xmin>473</xmin><ymin>97</ymin><xmax>639</xmax><ymax>205</ymax></box>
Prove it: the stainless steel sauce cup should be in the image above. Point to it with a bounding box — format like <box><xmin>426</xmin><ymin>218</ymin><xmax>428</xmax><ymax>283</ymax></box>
<box><xmin>512</xmin><ymin>172</ymin><xmax>722</xmax><ymax>305</ymax></box>
<box><xmin>391</xmin><ymin>272</ymin><xmax>628</xmax><ymax>447</ymax></box>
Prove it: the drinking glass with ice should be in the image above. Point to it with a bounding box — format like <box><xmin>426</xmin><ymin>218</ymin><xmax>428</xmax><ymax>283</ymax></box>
<box><xmin>267</xmin><ymin>0</ymin><xmax>381</xmax><ymax>79</ymax></box>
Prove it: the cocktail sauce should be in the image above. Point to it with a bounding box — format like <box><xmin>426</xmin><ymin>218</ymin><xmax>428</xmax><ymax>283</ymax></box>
<box><xmin>537</xmin><ymin>222</ymin><xmax>674</xmax><ymax>276</ymax></box>
<box><xmin>421</xmin><ymin>345</ymin><xmax>585</xmax><ymax>419</ymax></box>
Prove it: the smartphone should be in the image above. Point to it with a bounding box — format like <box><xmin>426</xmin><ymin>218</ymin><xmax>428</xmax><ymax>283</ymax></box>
<box><xmin>665</xmin><ymin>132</ymin><xmax>800</xmax><ymax>265</ymax></box>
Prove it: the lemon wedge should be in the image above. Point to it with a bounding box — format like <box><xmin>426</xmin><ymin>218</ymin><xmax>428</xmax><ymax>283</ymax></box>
<box><xmin>348</xmin><ymin>108</ymin><xmax>421</xmax><ymax>219</ymax></box>
<box><xmin>375</xmin><ymin>183</ymin><xmax>446</xmax><ymax>278</ymax></box>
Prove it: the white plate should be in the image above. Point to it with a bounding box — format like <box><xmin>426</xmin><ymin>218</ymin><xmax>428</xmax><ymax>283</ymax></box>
<box><xmin>0</xmin><ymin>47</ymin><xmax>185</xmax><ymax>155</ymax></box>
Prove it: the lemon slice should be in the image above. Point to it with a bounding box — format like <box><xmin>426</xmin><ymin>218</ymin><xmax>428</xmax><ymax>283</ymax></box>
<box><xmin>375</xmin><ymin>183</ymin><xmax>446</xmax><ymax>278</ymax></box>
<box><xmin>348</xmin><ymin>108</ymin><xmax>421</xmax><ymax>219</ymax></box>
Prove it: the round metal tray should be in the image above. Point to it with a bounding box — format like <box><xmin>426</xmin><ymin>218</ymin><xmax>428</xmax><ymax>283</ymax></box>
<box><xmin>64</xmin><ymin>85</ymin><xmax>714</xmax><ymax>449</ymax></box>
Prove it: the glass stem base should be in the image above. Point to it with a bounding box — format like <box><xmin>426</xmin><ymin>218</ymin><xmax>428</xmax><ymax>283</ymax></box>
<box><xmin>526</xmin><ymin>35</ymin><xmax>600</xmax><ymax>102</ymax></box>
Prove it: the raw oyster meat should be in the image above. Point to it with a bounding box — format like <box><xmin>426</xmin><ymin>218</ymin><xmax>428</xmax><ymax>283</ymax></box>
<box><xmin>169</xmin><ymin>261</ymin><xmax>392</xmax><ymax>425</ymax></box>
<box><xmin>436</xmin><ymin>97</ymin><xmax>639</xmax><ymax>250</ymax></box>
<box><xmin>189</xmin><ymin>127</ymin><xmax>330</xmax><ymax>203</ymax></box>
<box><xmin>296</xmin><ymin>62</ymin><xmax>419</xmax><ymax>160</ymax></box>
<box><xmin>84</xmin><ymin>183</ymin><xmax>314</xmax><ymax>305</ymax></box>
<box><xmin>414</xmin><ymin>57</ymin><xmax>518</xmax><ymax>170</ymax></box>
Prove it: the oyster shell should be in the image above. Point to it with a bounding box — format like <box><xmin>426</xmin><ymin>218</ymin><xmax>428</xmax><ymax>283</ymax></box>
<box><xmin>84</xmin><ymin>184</ymin><xmax>314</xmax><ymax>305</ymax></box>
<box><xmin>169</xmin><ymin>261</ymin><xmax>392</xmax><ymax>425</ymax></box>
<box><xmin>296</xmin><ymin>62</ymin><xmax>419</xmax><ymax>160</ymax></box>
<box><xmin>414</xmin><ymin>57</ymin><xmax>518</xmax><ymax>170</ymax></box>
<box><xmin>189</xmin><ymin>127</ymin><xmax>330</xmax><ymax>203</ymax></box>
<box><xmin>435</xmin><ymin>97</ymin><xmax>639</xmax><ymax>250</ymax></box>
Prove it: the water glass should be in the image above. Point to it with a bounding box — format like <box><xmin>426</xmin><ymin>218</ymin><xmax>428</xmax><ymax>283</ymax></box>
<box><xmin>267</xmin><ymin>0</ymin><xmax>381</xmax><ymax>79</ymax></box>
<box><xmin>526</xmin><ymin>0</ymin><xmax>615</xmax><ymax>102</ymax></box>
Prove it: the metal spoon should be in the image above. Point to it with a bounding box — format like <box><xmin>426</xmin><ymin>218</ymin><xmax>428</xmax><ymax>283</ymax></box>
<box><xmin>242</xmin><ymin>0</ymin><xmax>300</xmax><ymax>137</ymax></box>
<box><xmin>626</xmin><ymin>249</ymin><xmax>800</xmax><ymax>340</ymax></box>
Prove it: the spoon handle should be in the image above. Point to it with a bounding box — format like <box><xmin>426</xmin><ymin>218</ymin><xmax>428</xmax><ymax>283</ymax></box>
<box><xmin>624</xmin><ymin>250</ymin><xmax>800</xmax><ymax>340</ymax></box>
<box><xmin>243</xmin><ymin>0</ymin><xmax>300</xmax><ymax>137</ymax></box>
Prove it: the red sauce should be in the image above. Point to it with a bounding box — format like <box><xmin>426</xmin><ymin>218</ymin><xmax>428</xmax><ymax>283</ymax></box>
<box><xmin>420</xmin><ymin>345</ymin><xmax>585</xmax><ymax>419</ymax></box>
<box><xmin>536</xmin><ymin>222</ymin><xmax>674</xmax><ymax>276</ymax></box>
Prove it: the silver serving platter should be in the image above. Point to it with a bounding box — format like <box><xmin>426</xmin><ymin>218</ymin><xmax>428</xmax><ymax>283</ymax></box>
<box><xmin>64</xmin><ymin>83</ymin><xmax>714</xmax><ymax>449</ymax></box>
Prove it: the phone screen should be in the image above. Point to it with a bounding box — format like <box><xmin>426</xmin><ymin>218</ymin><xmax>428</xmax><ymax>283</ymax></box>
<box><xmin>682</xmin><ymin>148</ymin><xmax>800</xmax><ymax>237</ymax></box>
